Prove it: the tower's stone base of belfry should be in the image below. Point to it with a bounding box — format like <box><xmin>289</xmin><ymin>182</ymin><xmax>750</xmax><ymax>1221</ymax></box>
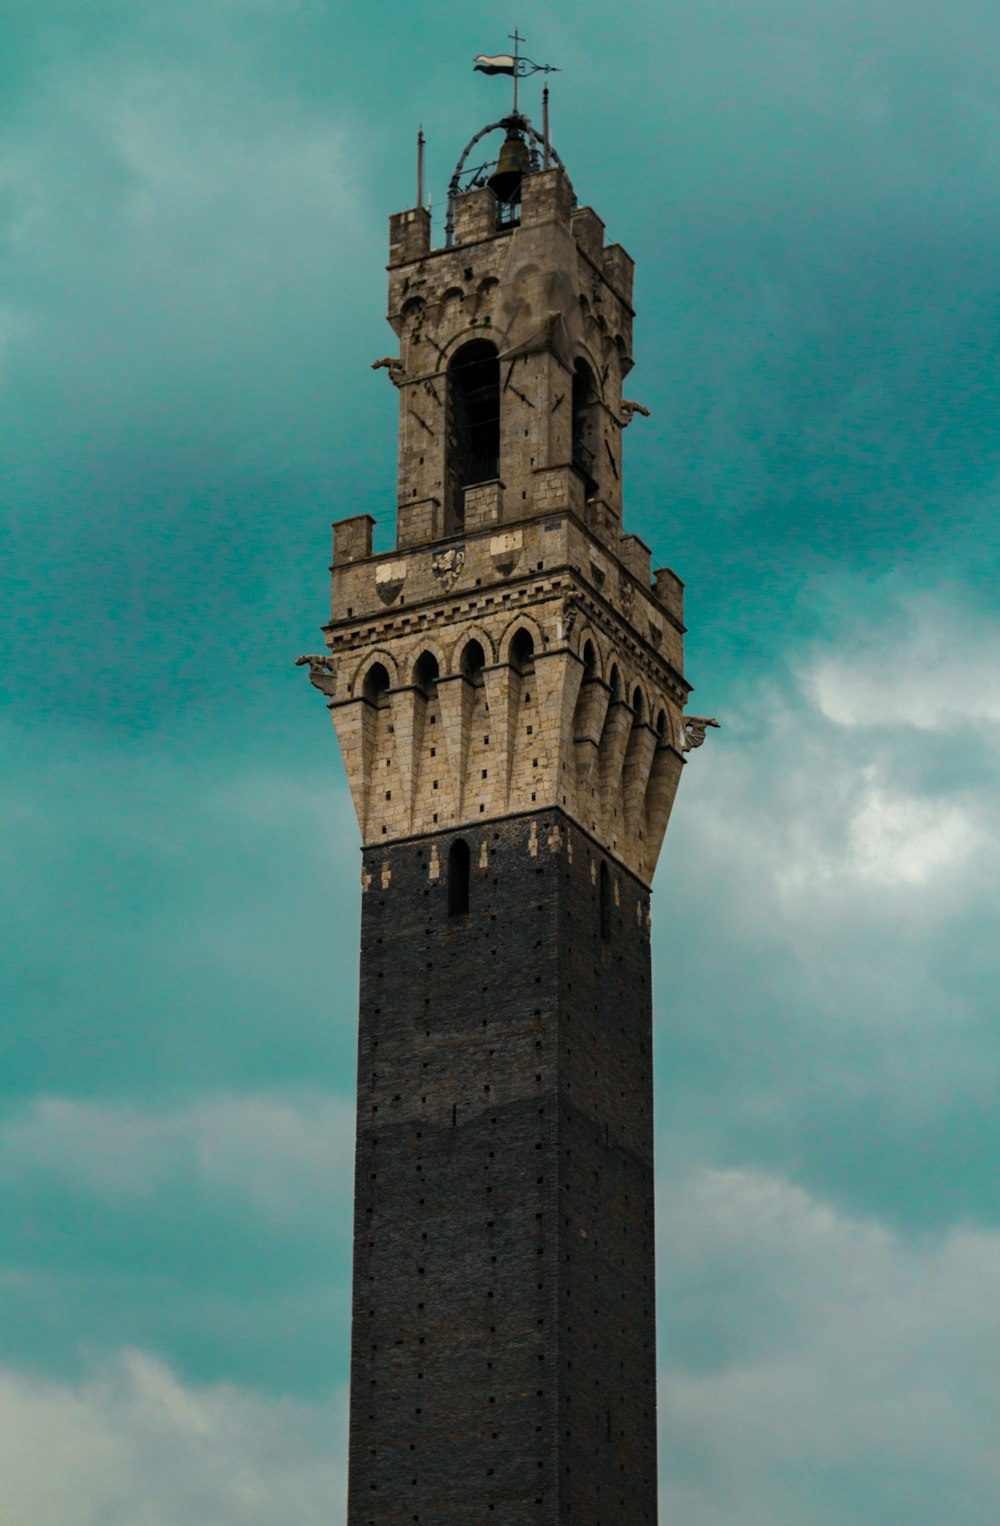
<box><xmin>346</xmin><ymin>812</ymin><xmax>659</xmax><ymax>1525</ymax></box>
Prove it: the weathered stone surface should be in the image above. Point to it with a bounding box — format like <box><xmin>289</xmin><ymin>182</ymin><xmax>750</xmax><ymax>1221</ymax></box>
<box><xmin>324</xmin><ymin>512</ymin><xmax>688</xmax><ymax>885</ymax></box>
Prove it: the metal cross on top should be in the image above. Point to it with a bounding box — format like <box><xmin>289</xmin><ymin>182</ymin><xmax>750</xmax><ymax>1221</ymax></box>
<box><xmin>509</xmin><ymin>27</ymin><xmax>524</xmax><ymax>111</ymax></box>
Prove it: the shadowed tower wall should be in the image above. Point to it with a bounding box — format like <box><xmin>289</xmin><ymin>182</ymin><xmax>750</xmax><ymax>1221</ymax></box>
<box><xmin>302</xmin><ymin>121</ymin><xmax>694</xmax><ymax>1524</ymax></box>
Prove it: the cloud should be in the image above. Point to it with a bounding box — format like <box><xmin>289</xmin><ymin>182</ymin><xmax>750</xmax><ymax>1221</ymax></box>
<box><xmin>803</xmin><ymin>598</ymin><xmax>1000</xmax><ymax>731</ymax></box>
<box><xmin>844</xmin><ymin>769</ymin><xmax>975</xmax><ymax>886</ymax></box>
<box><xmin>0</xmin><ymin>11</ymin><xmax>373</xmax><ymax>441</ymax></box>
<box><xmin>651</xmin><ymin>587</ymin><xmax>1000</xmax><ymax>1226</ymax></box>
<box><xmin>0</xmin><ymin>1350</ymin><xmax>347</xmax><ymax>1526</ymax></box>
<box><xmin>659</xmin><ymin>1165</ymin><xmax>1000</xmax><ymax>1526</ymax></box>
<box><xmin>0</xmin><ymin>1091</ymin><xmax>355</xmax><ymax>1222</ymax></box>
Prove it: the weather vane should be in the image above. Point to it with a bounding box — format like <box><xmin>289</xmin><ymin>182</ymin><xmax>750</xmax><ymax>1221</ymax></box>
<box><xmin>474</xmin><ymin>28</ymin><xmax>559</xmax><ymax>114</ymax></box>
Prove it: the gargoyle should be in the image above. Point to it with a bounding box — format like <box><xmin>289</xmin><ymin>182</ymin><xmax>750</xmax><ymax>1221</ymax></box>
<box><xmin>295</xmin><ymin>653</ymin><xmax>337</xmax><ymax>697</ymax></box>
<box><xmin>620</xmin><ymin>400</ymin><xmax>651</xmax><ymax>427</ymax></box>
<box><xmin>371</xmin><ymin>357</ymin><xmax>406</xmax><ymax>384</ymax></box>
<box><xmin>682</xmin><ymin>715</ymin><xmax>720</xmax><ymax>751</ymax></box>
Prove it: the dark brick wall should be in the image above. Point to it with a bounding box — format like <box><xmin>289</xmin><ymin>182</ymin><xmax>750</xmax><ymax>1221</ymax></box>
<box><xmin>347</xmin><ymin>813</ymin><xmax>657</xmax><ymax>1525</ymax></box>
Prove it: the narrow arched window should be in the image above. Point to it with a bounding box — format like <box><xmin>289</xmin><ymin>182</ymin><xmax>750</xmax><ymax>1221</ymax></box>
<box><xmin>413</xmin><ymin>650</ymin><xmax>440</xmax><ymax>695</ymax></box>
<box><xmin>599</xmin><ymin>860</ymin><xmax>612</xmax><ymax>941</ymax></box>
<box><xmin>509</xmin><ymin>628</ymin><xmax>535</xmax><ymax>676</ymax></box>
<box><xmin>572</xmin><ymin>359</ymin><xmax>599</xmax><ymax>497</ymax></box>
<box><xmin>448</xmin><ymin>838</ymin><xmax>470</xmax><ymax>917</ymax></box>
<box><xmin>461</xmin><ymin>639</ymin><xmax>486</xmax><ymax>686</ymax></box>
<box><xmin>363</xmin><ymin>662</ymin><xmax>391</xmax><ymax>708</ymax></box>
<box><xmin>445</xmin><ymin>340</ymin><xmax>500</xmax><ymax>532</ymax></box>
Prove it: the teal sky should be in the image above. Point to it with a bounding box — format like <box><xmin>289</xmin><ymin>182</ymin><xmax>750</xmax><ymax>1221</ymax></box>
<box><xmin>2</xmin><ymin>1</ymin><xmax>999</xmax><ymax>1521</ymax></box>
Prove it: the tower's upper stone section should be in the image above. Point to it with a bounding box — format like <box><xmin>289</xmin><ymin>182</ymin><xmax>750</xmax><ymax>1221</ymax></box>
<box><xmin>386</xmin><ymin>166</ymin><xmax>635</xmax><ymax>551</ymax></box>
<box><xmin>305</xmin><ymin>140</ymin><xmax>693</xmax><ymax>887</ymax></box>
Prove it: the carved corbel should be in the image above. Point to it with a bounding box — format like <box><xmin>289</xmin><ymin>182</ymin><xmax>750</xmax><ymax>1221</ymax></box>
<box><xmin>558</xmin><ymin>599</ymin><xmax>578</xmax><ymax>642</ymax></box>
<box><xmin>371</xmin><ymin>357</ymin><xmax>406</xmax><ymax>386</ymax></box>
<box><xmin>682</xmin><ymin>716</ymin><xmax>720</xmax><ymax>751</ymax></box>
<box><xmin>295</xmin><ymin>654</ymin><xmax>337</xmax><ymax>697</ymax></box>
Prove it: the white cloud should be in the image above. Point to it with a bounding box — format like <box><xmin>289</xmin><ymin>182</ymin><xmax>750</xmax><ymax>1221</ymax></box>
<box><xmin>846</xmin><ymin>769</ymin><xmax>975</xmax><ymax>886</ymax></box>
<box><xmin>653</xmin><ymin>602</ymin><xmax>1000</xmax><ymax>1104</ymax></box>
<box><xmin>658</xmin><ymin>1165</ymin><xmax>1000</xmax><ymax>1526</ymax></box>
<box><xmin>688</xmin><ymin>725</ymin><xmax>984</xmax><ymax>902</ymax></box>
<box><xmin>0</xmin><ymin>1351</ymin><xmax>347</xmax><ymax>1526</ymax></box>
<box><xmin>802</xmin><ymin>602</ymin><xmax>1000</xmax><ymax>732</ymax></box>
<box><xmin>0</xmin><ymin>1091</ymin><xmax>356</xmax><ymax>1222</ymax></box>
<box><xmin>770</xmin><ymin>760</ymin><xmax>977</xmax><ymax>894</ymax></box>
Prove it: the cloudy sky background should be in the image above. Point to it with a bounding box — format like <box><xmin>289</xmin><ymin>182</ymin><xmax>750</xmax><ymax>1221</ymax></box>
<box><xmin>3</xmin><ymin>0</ymin><xmax>999</xmax><ymax>1521</ymax></box>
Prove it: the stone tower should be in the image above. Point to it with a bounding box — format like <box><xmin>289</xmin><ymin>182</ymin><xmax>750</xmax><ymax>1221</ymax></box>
<box><xmin>302</xmin><ymin>107</ymin><xmax>702</xmax><ymax>1525</ymax></box>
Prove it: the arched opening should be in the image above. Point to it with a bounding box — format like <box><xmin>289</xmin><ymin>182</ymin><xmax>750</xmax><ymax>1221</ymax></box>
<box><xmin>572</xmin><ymin>639</ymin><xmax>607</xmax><ymax>804</ymax></box>
<box><xmin>597</xmin><ymin>663</ymin><xmax>628</xmax><ymax>827</ymax></box>
<box><xmin>410</xmin><ymin>652</ymin><xmax>441</xmax><ymax>821</ymax></box>
<box><xmin>509</xmin><ymin>628</ymin><xmax>535</xmax><ymax>676</ymax></box>
<box><xmin>599</xmin><ymin>860</ymin><xmax>612</xmax><ymax>941</ymax></box>
<box><xmin>461</xmin><ymin>639</ymin><xmax>486</xmax><ymax>685</ymax></box>
<box><xmin>413</xmin><ymin>651</ymin><xmax>440</xmax><ymax>695</ymax></box>
<box><xmin>363</xmin><ymin>662</ymin><xmax>391</xmax><ymax>708</ymax></box>
<box><xmin>571</xmin><ymin>359</ymin><xmax>600</xmax><ymax>497</ymax></box>
<box><xmin>445</xmin><ymin>340</ymin><xmax>500</xmax><ymax>532</ymax></box>
<box><xmin>448</xmin><ymin>838</ymin><xmax>470</xmax><ymax>917</ymax></box>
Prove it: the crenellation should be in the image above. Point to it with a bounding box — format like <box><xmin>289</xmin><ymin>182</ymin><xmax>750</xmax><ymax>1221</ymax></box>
<box><xmin>331</xmin><ymin>513</ymin><xmax>375</xmax><ymax>567</ymax></box>
<box><xmin>452</xmin><ymin>186</ymin><xmax>505</xmax><ymax>245</ymax></box>
<box><xmin>653</xmin><ymin>565</ymin><xmax>685</xmax><ymax>628</ymax></box>
<box><xmin>601</xmin><ymin>242</ymin><xmax>636</xmax><ymax>312</ymax></box>
<box><xmin>620</xmin><ymin>532</ymin><xmax>652</xmax><ymax>585</ymax></box>
<box><xmin>388</xmin><ymin>205</ymin><xmax>431</xmax><ymax>267</ymax></box>
<box><xmin>571</xmin><ymin>205</ymin><xmax>606</xmax><ymax>263</ymax></box>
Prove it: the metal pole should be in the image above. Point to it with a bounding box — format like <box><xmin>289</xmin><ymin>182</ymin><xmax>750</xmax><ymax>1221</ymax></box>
<box><xmin>510</xmin><ymin>27</ymin><xmax>522</xmax><ymax>114</ymax></box>
<box><xmin>542</xmin><ymin>86</ymin><xmax>550</xmax><ymax>169</ymax></box>
<box><xmin>445</xmin><ymin>176</ymin><xmax>458</xmax><ymax>247</ymax></box>
<box><xmin>417</xmin><ymin>128</ymin><xmax>425</xmax><ymax>208</ymax></box>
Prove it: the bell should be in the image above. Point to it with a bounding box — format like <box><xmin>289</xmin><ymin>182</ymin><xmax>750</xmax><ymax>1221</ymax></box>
<box><xmin>487</xmin><ymin>133</ymin><xmax>531</xmax><ymax>204</ymax></box>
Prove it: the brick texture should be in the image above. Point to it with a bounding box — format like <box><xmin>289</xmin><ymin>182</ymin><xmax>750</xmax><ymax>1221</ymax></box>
<box><xmin>347</xmin><ymin>814</ymin><xmax>657</xmax><ymax>1524</ymax></box>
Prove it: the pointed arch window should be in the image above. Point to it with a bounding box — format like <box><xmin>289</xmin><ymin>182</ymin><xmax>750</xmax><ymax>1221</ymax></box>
<box><xmin>461</xmin><ymin>639</ymin><xmax>487</xmax><ymax>686</ymax></box>
<box><xmin>571</xmin><ymin>359</ymin><xmax>600</xmax><ymax>497</ymax></box>
<box><xmin>445</xmin><ymin>340</ymin><xmax>500</xmax><ymax>532</ymax></box>
<box><xmin>509</xmin><ymin>628</ymin><xmax>535</xmax><ymax>676</ymax></box>
<box><xmin>363</xmin><ymin>662</ymin><xmax>391</xmax><ymax>708</ymax></box>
